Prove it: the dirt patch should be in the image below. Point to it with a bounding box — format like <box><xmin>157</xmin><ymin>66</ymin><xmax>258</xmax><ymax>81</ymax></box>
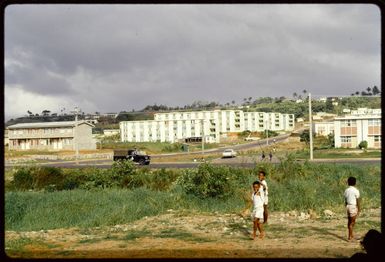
<box><xmin>5</xmin><ymin>208</ymin><xmax>380</xmax><ymax>259</ymax></box>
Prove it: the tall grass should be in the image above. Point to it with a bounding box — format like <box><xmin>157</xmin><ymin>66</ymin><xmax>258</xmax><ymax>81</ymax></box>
<box><xmin>5</xmin><ymin>160</ymin><xmax>381</xmax><ymax>232</ymax></box>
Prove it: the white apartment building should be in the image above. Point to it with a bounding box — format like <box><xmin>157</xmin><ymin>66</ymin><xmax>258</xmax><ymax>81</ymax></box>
<box><xmin>334</xmin><ymin>114</ymin><xmax>381</xmax><ymax>149</ymax></box>
<box><xmin>120</xmin><ymin>109</ymin><xmax>295</xmax><ymax>143</ymax></box>
<box><xmin>7</xmin><ymin>121</ymin><xmax>96</xmax><ymax>150</ymax></box>
<box><xmin>313</xmin><ymin>122</ymin><xmax>334</xmax><ymax>137</ymax></box>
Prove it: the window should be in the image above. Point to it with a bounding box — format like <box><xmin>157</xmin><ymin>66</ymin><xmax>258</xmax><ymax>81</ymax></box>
<box><xmin>341</xmin><ymin>120</ymin><xmax>356</xmax><ymax>127</ymax></box>
<box><xmin>341</xmin><ymin>136</ymin><xmax>352</xmax><ymax>143</ymax></box>
<box><xmin>374</xmin><ymin>136</ymin><xmax>381</xmax><ymax>142</ymax></box>
<box><xmin>368</xmin><ymin>119</ymin><xmax>381</xmax><ymax>126</ymax></box>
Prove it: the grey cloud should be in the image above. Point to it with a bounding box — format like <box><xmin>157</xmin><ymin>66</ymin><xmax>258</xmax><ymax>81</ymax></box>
<box><xmin>4</xmin><ymin>4</ymin><xmax>380</xmax><ymax>114</ymax></box>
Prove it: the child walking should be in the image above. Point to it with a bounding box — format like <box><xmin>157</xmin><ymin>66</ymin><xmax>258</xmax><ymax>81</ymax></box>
<box><xmin>344</xmin><ymin>176</ymin><xmax>360</xmax><ymax>241</ymax></box>
<box><xmin>251</xmin><ymin>181</ymin><xmax>265</xmax><ymax>240</ymax></box>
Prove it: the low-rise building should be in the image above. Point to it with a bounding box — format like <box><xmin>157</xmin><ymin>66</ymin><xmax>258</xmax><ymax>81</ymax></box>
<box><xmin>313</xmin><ymin>122</ymin><xmax>334</xmax><ymax>137</ymax></box>
<box><xmin>334</xmin><ymin>114</ymin><xmax>381</xmax><ymax>149</ymax></box>
<box><xmin>7</xmin><ymin>121</ymin><xmax>96</xmax><ymax>150</ymax></box>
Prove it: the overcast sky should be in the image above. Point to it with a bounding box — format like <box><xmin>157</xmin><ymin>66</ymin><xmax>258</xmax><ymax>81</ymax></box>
<box><xmin>4</xmin><ymin>4</ymin><xmax>381</xmax><ymax>121</ymax></box>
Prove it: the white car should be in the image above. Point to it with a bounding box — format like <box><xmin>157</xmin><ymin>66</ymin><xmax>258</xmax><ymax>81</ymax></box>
<box><xmin>222</xmin><ymin>149</ymin><xmax>237</xmax><ymax>158</ymax></box>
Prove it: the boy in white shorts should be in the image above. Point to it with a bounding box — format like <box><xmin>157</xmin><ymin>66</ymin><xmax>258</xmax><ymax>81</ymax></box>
<box><xmin>251</xmin><ymin>181</ymin><xmax>265</xmax><ymax>240</ymax></box>
<box><xmin>344</xmin><ymin>176</ymin><xmax>360</xmax><ymax>241</ymax></box>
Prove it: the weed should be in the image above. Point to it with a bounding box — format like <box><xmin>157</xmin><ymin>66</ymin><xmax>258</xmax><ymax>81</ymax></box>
<box><xmin>123</xmin><ymin>230</ymin><xmax>151</xmax><ymax>240</ymax></box>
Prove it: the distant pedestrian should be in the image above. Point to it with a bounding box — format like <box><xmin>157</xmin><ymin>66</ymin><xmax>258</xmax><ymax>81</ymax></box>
<box><xmin>261</xmin><ymin>151</ymin><xmax>265</xmax><ymax>161</ymax></box>
<box><xmin>344</xmin><ymin>176</ymin><xmax>360</xmax><ymax>241</ymax></box>
<box><xmin>269</xmin><ymin>152</ymin><xmax>273</xmax><ymax>162</ymax></box>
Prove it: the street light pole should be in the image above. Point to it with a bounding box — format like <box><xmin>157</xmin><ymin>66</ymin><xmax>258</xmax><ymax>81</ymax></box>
<box><xmin>74</xmin><ymin>107</ymin><xmax>80</xmax><ymax>164</ymax></box>
<box><xmin>309</xmin><ymin>93</ymin><xmax>313</xmax><ymax>160</ymax></box>
<box><xmin>266</xmin><ymin>120</ymin><xmax>269</xmax><ymax>146</ymax></box>
<box><xmin>201</xmin><ymin>119</ymin><xmax>204</xmax><ymax>160</ymax></box>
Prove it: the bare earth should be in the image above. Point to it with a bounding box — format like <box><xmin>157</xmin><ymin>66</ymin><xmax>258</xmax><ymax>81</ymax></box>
<box><xmin>5</xmin><ymin>208</ymin><xmax>381</xmax><ymax>259</ymax></box>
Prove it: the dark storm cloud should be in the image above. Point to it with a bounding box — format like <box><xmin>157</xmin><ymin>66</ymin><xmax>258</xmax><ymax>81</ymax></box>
<box><xmin>4</xmin><ymin>4</ymin><xmax>380</xmax><ymax>118</ymax></box>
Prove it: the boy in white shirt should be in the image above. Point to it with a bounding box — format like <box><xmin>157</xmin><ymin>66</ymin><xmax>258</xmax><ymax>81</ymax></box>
<box><xmin>344</xmin><ymin>176</ymin><xmax>360</xmax><ymax>241</ymax></box>
<box><xmin>258</xmin><ymin>170</ymin><xmax>269</xmax><ymax>224</ymax></box>
<box><xmin>251</xmin><ymin>181</ymin><xmax>265</xmax><ymax>240</ymax></box>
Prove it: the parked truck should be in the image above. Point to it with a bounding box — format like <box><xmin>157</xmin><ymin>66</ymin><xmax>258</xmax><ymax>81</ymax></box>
<box><xmin>113</xmin><ymin>149</ymin><xmax>150</xmax><ymax>165</ymax></box>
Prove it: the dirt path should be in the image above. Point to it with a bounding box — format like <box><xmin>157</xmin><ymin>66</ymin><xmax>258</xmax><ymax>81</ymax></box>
<box><xmin>5</xmin><ymin>208</ymin><xmax>381</xmax><ymax>258</ymax></box>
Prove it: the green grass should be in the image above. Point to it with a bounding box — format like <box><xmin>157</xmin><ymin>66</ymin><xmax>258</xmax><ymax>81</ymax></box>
<box><xmin>123</xmin><ymin>230</ymin><xmax>151</xmax><ymax>240</ymax></box>
<box><xmin>5</xmin><ymin>162</ymin><xmax>381</xmax><ymax>232</ymax></box>
<box><xmin>154</xmin><ymin>228</ymin><xmax>213</xmax><ymax>242</ymax></box>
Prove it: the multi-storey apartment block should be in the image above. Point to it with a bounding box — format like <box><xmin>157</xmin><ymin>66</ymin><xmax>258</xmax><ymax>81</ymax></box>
<box><xmin>120</xmin><ymin>109</ymin><xmax>295</xmax><ymax>143</ymax></box>
<box><xmin>313</xmin><ymin>108</ymin><xmax>381</xmax><ymax>149</ymax></box>
<box><xmin>7</xmin><ymin>121</ymin><xmax>96</xmax><ymax>150</ymax></box>
<box><xmin>334</xmin><ymin>114</ymin><xmax>381</xmax><ymax>149</ymax></box>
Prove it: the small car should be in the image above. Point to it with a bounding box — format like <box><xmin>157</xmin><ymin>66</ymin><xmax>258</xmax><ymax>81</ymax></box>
<box><xmin>222</xmin><ymin>149</ymin><xmax>237</xmax><ymax>158</ymax></box>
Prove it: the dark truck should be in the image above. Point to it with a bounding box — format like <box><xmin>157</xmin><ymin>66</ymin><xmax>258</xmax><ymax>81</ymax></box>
<box><xmin>113</xmin><ymin>149</ymin><xmax>151</xmax><ymax>165</ymax></box>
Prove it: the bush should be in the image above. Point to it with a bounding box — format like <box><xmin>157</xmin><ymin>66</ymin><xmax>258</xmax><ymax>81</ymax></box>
<box><xmin>32</xmin><ymin>166</ymin><xmax>64</xmax><ymax>190</ymax></box>
<box><xmin>146</xmin><ymin>168</ymin><xmax>180</xmax><ymax>191</ymax></box>
<box><xmin>12</xmin><ymin>168</ymin><xmax>34</xmax><ymax>191</ymax></box>
<box><xmin>177</xmin><ymin>163</ymin><xmax>236</xmax><ymax>199</ymax></box>
<box><xmin>358</xmin><ymin>140</ymin><xmax>368</xmax><ymax>150</ymax></box>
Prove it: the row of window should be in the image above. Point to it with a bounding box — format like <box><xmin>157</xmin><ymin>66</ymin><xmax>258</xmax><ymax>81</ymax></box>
<box><xmin>12</xmin><ymin>128</ymin><xmax>73</xmax><ymax>135</ymax></box>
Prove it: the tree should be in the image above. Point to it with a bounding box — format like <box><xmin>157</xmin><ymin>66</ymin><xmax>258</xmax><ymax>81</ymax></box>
<box><xmin>42</xmin><ymin>110</ymin><xmax>51</xmax><ymax>116</ymax></box>
<box><xmin>372</xmin><ymin>86</ymin><xmax>380</xmax><ymax>96</ymax></box>
<box><xmin>293</xmin><ymin>92</ymin><xmax>297</xmax><ymax>99</ymax></box>
<box><xmin>299</xmin><ymin>129</ymin><xmax>315</xmax><ymax>145</ymax></box>
<box><xmin>366</xmin><ymin>87</ymin><xmax>372</xmax><ymax>95</ymax></box>
<box><xmin>355</xmin><ymin>91</ymin><xmax>360</xmax><ymax>96</ymax></box>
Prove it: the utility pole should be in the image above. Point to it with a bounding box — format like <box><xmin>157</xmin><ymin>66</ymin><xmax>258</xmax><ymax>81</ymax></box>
<box><xmin>309</xmin><ymin>93</ymin><xmax>313</xmax><ymax>160</ymax></box>
<box><xmin>266</xmin><ymin>119</ymin><xmax>269</xmax><ymax>146</ymax></box>
<box><xmin>201</xmin><ymin>119</ymin><xmax>204</xmax><ymax>160</ymax></box>
<box><xmin>73</xmin><ymin>106</ymin><xmax>80</xmax><ymax>164</ymax></box>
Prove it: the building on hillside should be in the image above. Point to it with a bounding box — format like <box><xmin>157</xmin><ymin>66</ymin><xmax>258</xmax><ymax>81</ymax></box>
<box><xmin>120</xmin><ymin>109</ymin><xmax>294</xmax><ymax>143</ymax></box>
<box><xmin>7</xmin><ymin>121</ymin><xmax>96</xmax><ymax>150</ymax></box>
<box><xmin>350</xmin><ymin>108</ymin><xmax>381</xmax><ymax>116</ymax></box>
<box><xmin>103</xmin><ymin>129</ymin><xmax>120</xmax><ymax>137</ymax></box>
<box><xmin>334</xmin><ymin>114</ymin><xmax>381</xmax><ymax>149</ymax></box>
<box><xmin>313</xmin><ymin>122</ymin><xmax>334</xmax><ymax>137</ymax></box>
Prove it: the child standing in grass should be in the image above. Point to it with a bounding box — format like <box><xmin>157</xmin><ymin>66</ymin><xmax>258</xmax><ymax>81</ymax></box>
<box><xmin>344</xmin><ymin>176</ymin><xmax>360</xmax><ymax>241</ymax></box>
<box><xmin>251</xmin><ymin>180</ymin><xmax>265</xmax><ymax>240</ymax></box>
<box><xmin>258</xmin><ymin>171</ymin><xmax>269</xmax><ymax>224</ymax></box>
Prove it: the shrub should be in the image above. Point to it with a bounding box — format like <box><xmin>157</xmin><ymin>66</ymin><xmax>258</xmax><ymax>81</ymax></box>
<box><xmin>146</xmin><ymin>168</ymin><xmax>180</xmax><ymax>191</ymax></box>
<box><xmin>32</xmin><ymin>166</ymin><xmax>64</xmax><ymax>190</ymax></box>
<box><xmin>358</xmin><ymin>140</ymin><xmax>368</xmax><ymax>150</ymax></box>
<box><xmin>177</xmin><ymin>163</ymin><xmax>236</xmax><ymax>199</ymax></box>
<box><xmin>12</xmin><ymin>168</ymin><xmax>34</xmax><ymax>191</ymax></box>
